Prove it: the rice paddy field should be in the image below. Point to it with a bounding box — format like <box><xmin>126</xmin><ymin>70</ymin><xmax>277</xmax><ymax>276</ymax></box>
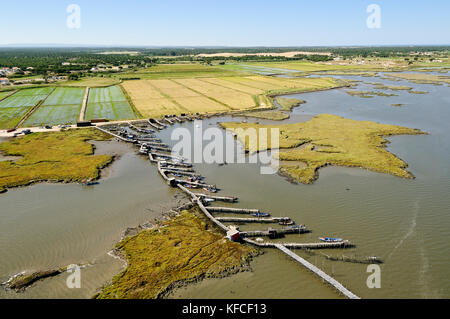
<box><xmin>85</xmin><ymin>86</ymin><xmax>135</xmax><ymax>120</ymax></box>
<box><xmin>0</xmin><ymin>91</ymin><xmax>15</xmax><ymax>101</ymax></box>
<box><xmin>23</xmin><ymin>87</ymin><xmax>86</xmax><ymax>127</ymax></box>
<box><xmin>122</xmin><ymin>75</ymin><xmax>340</xmax><ymax>118</ymax></box>
<box><xmin>115</xmin><ymin>63</ymin><xmax>244</xmax><ymax>80</ymax></box>
<box><xmin>0</xmin><ymin>88</ymin><xmax>54</xmax><ymax>129</ymax></box>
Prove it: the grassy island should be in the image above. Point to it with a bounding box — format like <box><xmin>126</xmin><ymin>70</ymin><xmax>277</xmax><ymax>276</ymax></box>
<box><xmin>221</xmin><ymin>114</ymin><xmax>427</xmax><ymax>184</ymax></box>
<box><xmin>95</xmin><ymin>208</ymin><xmax>256</xmax><ymax>299</ymax></box>
<box><xmin>0</xmin><ymin>129</ymin><xmax>112</xmax><ymax>192</ymax></box>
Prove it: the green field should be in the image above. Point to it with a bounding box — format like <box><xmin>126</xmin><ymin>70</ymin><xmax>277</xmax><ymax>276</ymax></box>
<box><xmin>0</xmin><ymin>88</ymin><xmax>55</xmax><ymax>129</ymax></box>
<box><xmin>13</xmin><ymin>87</ymin><xmax>54</xmax><ymax>96</ymax></box>
<box><xmin>86</xmin><ymin>86</ymin><xmax>135</xmax><ymax>120</ymax></box>
<box><xmin>115</xmin><ymin>63</ymin><xmax>245</xmax><ymax>80</ymax></box>
<box><xmin>21</xmin><ymin>87</ymin><xmax>86</xmax><ymax>126</ymax></box>
<box><xmin>0</xmin><ymin>94</ymin><xmax>49</xmax><ymax>108</ymax></box>
<box><xmin>0</xmin><ymin>106</ymin><xmax>32</xmax><ymax>129</ymax></box>
<box><xmin>0</xmin><ymin>91</ymin><xmax>15</xmax><ymax>101</ymax></box>
<box><xmin>43</xmin><ymin>87</ymin><xmax>85</xmax><ymax>106</ymax></box>
<box><xmin>23</xmin><ymin>104</ymin><xmax>82</xmax><ymax>127</ymax></box>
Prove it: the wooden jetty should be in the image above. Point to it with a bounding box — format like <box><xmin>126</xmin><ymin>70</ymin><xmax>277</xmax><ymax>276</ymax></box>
<box><xmin>177</xmin><ymin>184</ymin><xmax>229</xmax><ymax>232</ymax></box>
<box><xmin>207</xmin><ymin>207</ymin><xmax>259</xmax><ymax>214</ymax></box>
<box><xmin>241</xmin><ymin>227</ymin><xmax>308</xmax><ymax>237</ymax></box>
<box><xmin>154</xmin><ymin>119</ymin><xmax>167</xmax><ymax>127</ymax></box>
<box><xmin>145</xmin><ymin>145</ymin><xmax>172</xmax><ymax>152</ymax></box>
<box><xmin>150</xmin><ymin>152</ymin><xmax>185</xmax><ymax>161</ymax></box>
<box><xmin>164</xmin><ymin>118</ymin><xmax>174</xmax><ymax>125</ymax></box>
<box><xmin>95</xmin><ymin>126</ymin><xmax>135</xmax><ymax>143</ymax></box>
<box><xmin>216</xmin><ymin>216</ymin><xmax>291</xmax><ymax>223</ymax></box>
<box><xmin>164</xmin><ymin>169</ymin><xmax>200</xmax><ymax>177</ymax></box>
<box><xmin>196</xmin><ymin>193</ymin><xmax>238</xmax><ymax>203</ymax></box>
<box><xmin>275</xmin><ymin>244</ymin><xmax>360</xmax><ymax>299</ymax></box>
<box><xmin>243</xmin><ymin>238</ymin><xmax>353</xmax><ymax>249</ymax></box>
<box><xmin>147</xmin><ymin>119</ymin><xmax>164</xmax><ymax>130</ymax></box>
<box><xmin>128</xmin><ymin>122</ymin><xmax>155</xmax><ymax>133</ymax></box>
<box><xmin>175</xmin><ymin>179</ymin><xmax>215</xmax><ymax>188</ymax></box>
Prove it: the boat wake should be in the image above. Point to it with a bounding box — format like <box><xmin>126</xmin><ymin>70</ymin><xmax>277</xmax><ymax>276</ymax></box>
<box><xmin>386</xmin><ymin>199</ymin><xmax>420</xmax><ymax>261</ymax></box>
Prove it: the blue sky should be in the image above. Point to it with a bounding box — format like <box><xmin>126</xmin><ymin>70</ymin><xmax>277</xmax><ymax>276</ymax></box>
<box><xmin>1</xmin><ymin>0</ymin><xmax>449</xmax><ymax>46</ymax></box>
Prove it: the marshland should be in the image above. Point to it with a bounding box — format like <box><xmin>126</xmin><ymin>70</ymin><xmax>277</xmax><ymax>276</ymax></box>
<box><xmin>1</xmin><ymin>50</ymin><xmax>450</xmax><ymax>299</ymax></box>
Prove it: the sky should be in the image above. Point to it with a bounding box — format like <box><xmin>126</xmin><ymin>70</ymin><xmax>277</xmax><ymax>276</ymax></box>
<box><xmin>1</xmin><ymin>0</ymin><xmax>449</xmax><ymax>47</ymax></box>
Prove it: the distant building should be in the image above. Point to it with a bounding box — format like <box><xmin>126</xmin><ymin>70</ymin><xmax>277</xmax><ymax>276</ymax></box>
<box><xmin>62</xmin><ymin>62</ymin><xmax>71</xmax><ymax>66</ymax></box>
<box><xmin>0</xmin><ymin>77</ymin><xmax>10</xmax><ymax>85</ymax></box>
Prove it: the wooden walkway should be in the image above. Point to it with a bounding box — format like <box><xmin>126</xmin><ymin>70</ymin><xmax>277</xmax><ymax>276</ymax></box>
<box><xmin>216</xmin><ymin>216</ymin><xmax>291</xmax><ymax>223</ymax></box>
<box><xmin>275</xmin><ymin>244</ymin><xmax>360</xmax><ymax>299</ymax></box>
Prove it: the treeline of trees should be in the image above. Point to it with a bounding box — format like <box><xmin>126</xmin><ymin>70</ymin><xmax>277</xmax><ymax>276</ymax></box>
<box><xmin>328</xmin><ymin>46</ymin><xmax>450</xmax><ymax>58</ymax></box>
<box><xmin>0</xmin><ymin>48</ymin><xmax>157</xmax><ymax>75</ymax></box>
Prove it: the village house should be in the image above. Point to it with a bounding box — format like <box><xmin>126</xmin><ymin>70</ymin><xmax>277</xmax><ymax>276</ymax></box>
<box><xmin>0</xmin><ymin>77</ymin><xmax>11</xmax><ymax>85</ymax></box>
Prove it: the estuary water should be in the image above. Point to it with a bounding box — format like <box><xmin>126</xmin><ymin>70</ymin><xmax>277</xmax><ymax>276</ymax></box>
<box><xmin>0</xmin><ymin>72</ymin><xmax>449</xmax><ymax>298</ymax></box>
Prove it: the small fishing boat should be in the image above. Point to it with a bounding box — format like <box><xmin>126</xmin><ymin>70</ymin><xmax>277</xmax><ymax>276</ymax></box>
<box><xmin>202</xmin><ymin>187</ymin><xmax>217</xmax><ymax>193</ymax></box>
<box><xmin>203</xmin><ymin>198</ymin><xmax>215</xmax><ymax>203</ymax></box>
<box><xmin>279</xmin><ymin>220</ymin><xmax>295</xmax><ymax>226</ymax></box>
<box><xmin>251</xmin><ymin>212</ymin><xmax>271</xmax><ymax>217</ymax></box>
<box><xmin>319</xmin><ymin>237</ymin><xmax>343</xmax><ymax>243</ymax></box>
<box><xmin>82</xmin><ymin>179</ymin><xmax>99</xmax><ymax>186</ymax></box>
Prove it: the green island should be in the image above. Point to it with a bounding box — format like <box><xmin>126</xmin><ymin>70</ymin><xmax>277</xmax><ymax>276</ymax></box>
<box><xmin>239</xmin><ymin>110</ymin><xmax>290</xmax><ymax>121</ymax></box>
<box><xmin>95</xmin><ymin>208</ymin><xmax>256</xmax><ymax>299</ymax></box>
<box><xmin>276</xmin><ymin>97</ymin><xmax>306</xmax><ymax>111</ymax></box>
<box><xmin>345</xmin><ymin>90</ymin><xmax>398</xmax><ymax>98</ymax></box>
<box><xmin>0</xmin><ymin>128</ymin><xmax>112</xmax><ymax>193</ymax></box>
<box><xmin>384</xmin><ymin>72</ymin><xmax>450</xmax><ymax>85</ymax></box>
<box><xmin>221</xmin><ymin>114</ymin><xmax>427</xmax><ymax>184</ymax></box>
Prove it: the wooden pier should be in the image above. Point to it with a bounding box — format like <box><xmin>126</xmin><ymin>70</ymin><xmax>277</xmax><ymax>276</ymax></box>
<box><xmin>128</xmin><ymin>122</ymin><xmax>155</xmax><ymax>134</ymax></box>
<box><xmin>147</xmin><ymin>119</ymin><xmax>164</xmax><ymax>130</ymax></box>
<box><xmin>275</xmin><ymin>244</ymin><xmax>360</xmax><ymax>299</ymax></box>
<box><xmin>150</xmin><ymin>152</ymin><xmax>184</xmax><ymax>161</ymax></box>
<box><xmin>241</xmin><ymin>226</ymin><xmax>308</xmax><ymax>237</ymax></box>
<box><xmin>207</xmin><ymin>207</ymin><xmax>259</xmax><ymax>214</ymax></box>
<box><xmin>216</xmin><ymin>216</ymin><xmax>291</xmax><ymax>223</ymax></box>
<box><xmin>175</xmin><ymin>179</ymin><xmax>216</xmax><ymax>189</ymax></box>
<box><xmin>196</xmin><ymin>193</ymin><xmax>238</xmax><ymax>202</ymax></box>
<box><xmin>95</xmin><ymin>126</ymin><xmax>135</xmax><ymax>143</ymax></box>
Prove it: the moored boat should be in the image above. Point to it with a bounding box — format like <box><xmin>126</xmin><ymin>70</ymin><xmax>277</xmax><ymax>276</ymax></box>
<box><xmin>319</xmin><ymin>237</ymin><xmax>343</xmax><ymax>243</ymax></box>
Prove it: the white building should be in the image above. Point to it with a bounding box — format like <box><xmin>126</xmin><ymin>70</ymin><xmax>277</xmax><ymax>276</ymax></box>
<box><xmin>0</xmin><ymin>77</ymin><xmax>10</xmax><ymax>85</ymax></box>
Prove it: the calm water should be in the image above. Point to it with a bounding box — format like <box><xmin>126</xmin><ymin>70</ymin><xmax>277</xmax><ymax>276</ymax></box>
<box><xmin>0</xmin><ymin>141</ymin><xmax>180</xmax><ymax>298</ymax></box>
<box><xmin>1</xmin><ymin>72</ymin><xmax>449</xmax><ymax>298</ymax></box>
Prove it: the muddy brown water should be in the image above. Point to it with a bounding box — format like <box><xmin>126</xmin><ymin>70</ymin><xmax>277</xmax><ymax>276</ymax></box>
<box><xmin>0</xmin><ymin>72</ymin><xmax>449</xmax><ymax>298</ymax></box>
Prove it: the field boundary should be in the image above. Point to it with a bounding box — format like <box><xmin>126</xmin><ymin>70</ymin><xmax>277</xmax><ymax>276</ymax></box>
<box><xmin>15</xmin><ymin>88</ymin><xmax>55</xmax><ymax>129</ymax></box>
<box><xmin>0</xmin><ymin>90</ymin><xmax>18</xmax><ymax>102</ymax></box>
<box><xmin>119</xmin><ymin>84</ymin><xmax>142</xmax><ymax>119</ymax></box>
<box><xmin>79</xmin><ymin>87</ymin><xmax>90</xmax><ymax>122</ymax></box>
